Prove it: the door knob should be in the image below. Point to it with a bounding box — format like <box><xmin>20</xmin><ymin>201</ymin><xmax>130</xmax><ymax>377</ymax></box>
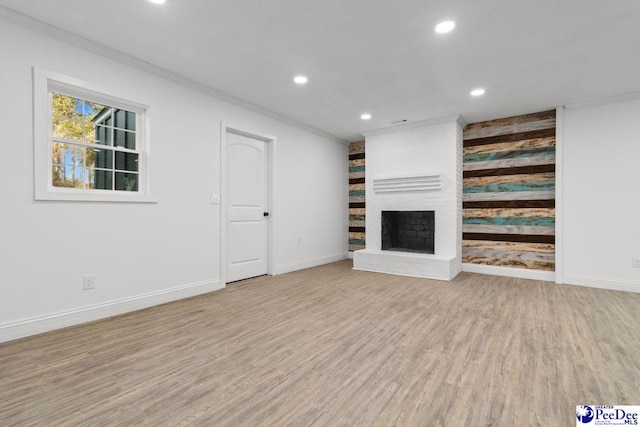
<box><xmin>263</xmin><ymin>212</ymin><xmax>269</xmax><ymax>217</ymax></box>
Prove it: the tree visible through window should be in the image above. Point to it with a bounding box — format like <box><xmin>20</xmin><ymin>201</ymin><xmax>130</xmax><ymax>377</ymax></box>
<box><xmin>51</xmin><ymin>93</ymin><xmax>139</xmax><ymax>191</ymax></box>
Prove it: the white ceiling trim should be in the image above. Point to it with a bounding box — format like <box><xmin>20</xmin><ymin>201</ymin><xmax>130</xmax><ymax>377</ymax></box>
<box><xmin>362</xmin><ymin>114</ymin><xmax>467</xmax><ymax>138</ymax></box>
<box><xmin>0</xmin><ymin>6</ymin><xmax>349</xmax><ymax>145</ymax></box>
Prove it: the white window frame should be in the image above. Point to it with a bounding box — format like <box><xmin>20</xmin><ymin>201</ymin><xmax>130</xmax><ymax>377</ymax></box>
<box><xmin>33</xmin><ymin>67</ymin><xmax>157</xmax><ymax>202</ymax></box>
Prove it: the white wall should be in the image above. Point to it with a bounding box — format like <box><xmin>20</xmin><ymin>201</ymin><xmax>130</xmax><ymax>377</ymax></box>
<box><xmin>560</xmin><ymin>97</ymin><xmax>640</xmax><ymax>292</ymax></box>
<box><xmin>0</xmin><ymin>19</ymin><xmax>348</xmax><ymax>341</ymax></box>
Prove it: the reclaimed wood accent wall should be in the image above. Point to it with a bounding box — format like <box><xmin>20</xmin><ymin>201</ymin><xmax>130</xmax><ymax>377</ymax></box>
<box><xmin>349</xmin><ymin>141</ymin><xmax>365</xmax><ymax>252</ymax></box>
<box><xmin>462</xmin><ymin>110</ymin><xmax>556</xmax><ymax>271</ymax></box>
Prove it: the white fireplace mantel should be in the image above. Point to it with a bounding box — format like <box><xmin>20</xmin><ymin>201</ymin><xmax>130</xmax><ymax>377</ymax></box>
<box><xmin>353</xmin><ymin>115</ymin><xmax>463</xmax><ymax>281</ymax></box>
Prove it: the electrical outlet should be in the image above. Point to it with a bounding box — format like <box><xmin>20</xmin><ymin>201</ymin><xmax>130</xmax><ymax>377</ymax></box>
<box><xmin>83</xmin><ymin>275</ymin><xmax>95</xmax><ymax>290</ymax></box>
<box><xmin>633</xmin><ymin>258</ymin><xmax>640</xmax><ymax>268</ymax></box>
<box><xmin>210</xmin><ymin>194</ymin><xmax>221</xmax><ymax>204</ymax></box>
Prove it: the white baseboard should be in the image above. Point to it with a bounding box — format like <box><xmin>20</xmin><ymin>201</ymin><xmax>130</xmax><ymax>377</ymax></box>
<box><xmin>273</xmin><ymin>252</ymin><xmax>348</xmax><ymax>275</ymax></box>
<box><xmin>0</xmin><ymin>279</ymin><xmax>223</xmax><ymax>344</ymax></box>
<box><xmin>462</xmin><ymin>263</ymin><xmax>555</xmax><ymax>282</ymax></box>
<box><xmin>561</xmin><ymin>274</ymin><xmax>640</xmax><ymax>293</ymax></box>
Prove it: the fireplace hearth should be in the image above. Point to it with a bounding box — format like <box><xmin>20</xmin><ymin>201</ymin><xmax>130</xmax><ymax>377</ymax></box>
<box><xmin>381</xmin><ymin>210</ymin><xmax>435</xmax><ymax>254</ymax></box>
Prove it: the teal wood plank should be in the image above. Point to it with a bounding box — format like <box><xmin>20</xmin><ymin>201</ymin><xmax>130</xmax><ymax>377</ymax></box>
<box><xmin>463</xmin><ymin>181</ymin><xmax>555</xmax><ymax>194</ymax></box>
<box><xmin>349</xmin><ymin>165</ymin><xmax>365</xmax><ymax>173</ymax></box>
<box><xmin>349</xmin><ymin>190</ymin><xmax>365</xmax><ymax>197</ymax></box>
<box><xmin>463</xmin><ymin>216</ymin><xmax>555</xmax><ymax>227</ymax></box>
<box><xmin>463</xmin><ymin>146</ymin><xmax>556</xmax><ymax>163</ymax></box>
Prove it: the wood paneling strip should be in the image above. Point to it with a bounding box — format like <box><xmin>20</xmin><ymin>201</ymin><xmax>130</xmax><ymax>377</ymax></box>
<box><xmin>464</xmin><ymin>200</ymin><xmax>555</xmax><ymax>209</ymax></box>
<box><xmin>463</xmin><ymin>155</ymin><xmax>556</xmax><ymax>171</ymax></box>
<box><xmin>463</xmin><ymin>190</ymin><xmax>555</xmax><ymax>202</ymax></box>
<box><xmin>462</xmin><ymin>247</ymin><xmax>555</xmax><ymax>263</ymax></box>
<box><xmin>462</xmin><ymin>239</ymin><xmax>555</xmax><ymax>253</ymax></box>
<box><xmin>463</xmin><ymin>233</ymin><xmax>555</xmax><ymax>244</ymax></box>
<box><xmin>461</xmin><ymin>255</ymin><xmax>555</xmax><ymax>271</ymax></box>
<box><xmin>348</xmin><ymin>141</ymin><xmax>366</xmax><ymax>251</ymax></box>
<box><xmin>463</xmin><ymin>216</ymin><xmax>555</xmax><ymax>227</ymax></box>
<box><xmin>464</xmin><ymin>118</ymin><xmax>556</xmax><ymax>141</ymax></box>
<box><xmin>349</xmin><ymin>140</ymin><xmax>365</xmax><ymax>154</ymax></box>
<box><xmin>463</xmin><ymin>208</ymin><xmax>555</xmax><ymax>218</ymax></box>
<box><xmin>463</xmin><ymin>137</ymin><xmax>556</xmax><ymax>155</ymax></box>
<box><xmin>463</xmin><ymin>181</ymin><xmax>555</xmax><ymax>194</ymax></box>
<box><xmin>463</xmin><ymin>172</ymin><xmax>555</xmax><ymax>187</ymax></box>
<box><xmin>463</xmin><ymin>146</ymin><xmax>555</xmax><ymax>163</ymax></box>
<box><xmin>463</xmin><ymin>110</ymin><xmax>556</xmax><ymax>138</ymax></box>
<box><xmin>464</xmin><ymin>164</ymin><xmax>555</xmax><ymax>178</ymax></box>
<box><xmin>463</xmin><ymin>128</ymin><xmax>556</xmax><ymax>148</ymax></box>
<box><xmin>463</xmin><ymin>224</ymin><xmax>555</xmax><ymax>236</ymax></box>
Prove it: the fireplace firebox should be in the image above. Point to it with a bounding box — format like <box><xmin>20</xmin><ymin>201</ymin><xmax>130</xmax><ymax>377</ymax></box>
<box><xmin>381</xmin><ymin>210</ymin><xmax>435</xmax><ymax>254</ymax></box>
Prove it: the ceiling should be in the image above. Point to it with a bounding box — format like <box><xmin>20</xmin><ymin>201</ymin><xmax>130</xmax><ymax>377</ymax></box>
<box><xmin>2</xmin><ymin>0</ymin><xmax>639</xmax><ymax>142</ymax></box>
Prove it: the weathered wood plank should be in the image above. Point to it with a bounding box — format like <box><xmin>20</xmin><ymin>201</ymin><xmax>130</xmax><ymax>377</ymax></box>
<box><xmin>462</xmin><ymin>247</ymin><xmax>555</xmax><ymax>263</ymax></box>
<box><xmin>463</xmin><ymin>164</ymin><xmax>555</xmax><ymax>178</ymax></box>
<box><xmin>463</xmin><ymin>137</ymin><xmax>555</xmax><ymax>156</ymax></box>
<box><xmin>462</xmin><ymin>239</ymin><xmax>555</xmax><ymax>253</ymax></box>
<box><xmin>349</xmin><ymin>208</ymin><xmax>366</xmax><ymax>216</ymax></box>
<box><xmin>349</xmin><ymin>177</ymin><xmax>365</xmax><ymax>185</ymax></box>
<box><xmin>463</xmin><ymin>190</ymin><xmax>555</xmax><ymax>202</ymax></box>
<box><xmin>349</xmin><ymin>220</ymin><xmax>365</xmax><ymax>227</ymax></box>
<box><xmin>349</xmin><ymin>153</ymin><xmax>365</xmax><ymax>161</ymax></box>
<box><xmin>463</xmin><ymin>224</ymin><xmax>555</xmax><ymax>235</ymax></box>
<box><xmin>463</xmin><ymin>110</ymin><xmax>556</xmax><ymax>137</ymax></box>
<box><xmin>349</xmin><ymin>183</ymin><xmax>365</xmax><ymax>192</ymax></box>
<box><xmin>348</xmin><ymin>232</ymin><xmax>366</xmax><ymax>240</ymax></box>
<box><xmin>463</xmin><ymin>146</ymin><xmax>555</xmax><ymax>164</ymax></box>
<box><xmin>463</xmin><ymin>208</ymin><xmax>555</xmax><ymax>218</ymax></box>
<box><xmin>463</xmin><ymin>200</ymin><xmax>555</xmax><ymax>209</ymax></box>
<box><xmin>464</xmin><ymin>118</ymin><xmax>556</xmax><ymax>141</ymax></box>
<box><xmin>349</xmin><ymin>158</ymin><xmax>365</xmax><ymax>167</ymax></box>
<box><xmin>464</xmin><ymin>172</ymin><xmax>555</xmax><ymax>187</ymax></box>
<box><xmin>348</xmin><ymin>244</ymin><xmax>365</xmax><ymax>251</ymax></box>
<box><xmin>461</xmin><ymin>255</ymin><xmax>555</xmax><ymax>271</ymax></box>
<box><xmin>464</xmin><ymin>181</ymin><xmax>555</xmax><ymax>194</ymax></box>
<box><xmin>463</xmin><ymin>216</ymin><xmax>555</xmax><ymax>227</ymax></box>
<box><xmin>463</xmin><ymin>128</ymin><xmax>556</xmax><ymax>147</ymax></box>
<box><xmin>463</xmin><ymin>233</ymin><xmax>555</xmax><ymax>244</ymax></box>
<box><xmin>349</xmin><ymin>195</ymin><xmax>365</xmax><ymax>203</ymax></box>
<box><xmin>349</xmin><ymin>202</ymin><xmax>365</xmax><ymax>209</ymax></box>
<box><xmin>463</xmin><ymin>155</ymin><xmax>556</xmax><ymax>171</ymax></box>
<box><xmin>349</xmin><ymin>140</ymin><xmax>365</xmax><ymax>154</ymax></box>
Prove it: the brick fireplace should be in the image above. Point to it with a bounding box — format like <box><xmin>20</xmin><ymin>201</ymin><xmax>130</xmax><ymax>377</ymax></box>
<box><xmin>352</xmin><ymin>115</ymin><xmax>464</xmax><ymax>280</ymax></box>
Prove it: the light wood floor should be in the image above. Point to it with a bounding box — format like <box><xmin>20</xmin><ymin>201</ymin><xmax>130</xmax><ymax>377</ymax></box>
<box><xmin>1</xmin><ymin>260</ymin><xmax>639</xmax><ymax>426</ymax></box>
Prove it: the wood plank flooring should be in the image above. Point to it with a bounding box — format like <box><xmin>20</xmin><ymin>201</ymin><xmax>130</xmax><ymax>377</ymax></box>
<box><xmin>1</xmin><ymin>260</ymin><xmax>639</xmax><ymax>426</ymax></box>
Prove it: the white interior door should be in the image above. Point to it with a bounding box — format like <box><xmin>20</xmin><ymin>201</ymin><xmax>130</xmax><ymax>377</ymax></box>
<box><xmin>226</xmin><ymin>131</ymin><xmax>269</xmax><ymax>282</ymax></box>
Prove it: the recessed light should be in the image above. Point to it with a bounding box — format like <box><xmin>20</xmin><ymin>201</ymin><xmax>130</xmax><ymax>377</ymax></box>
<box><xmin>293</xmin><ymin>75</ymin><xmax>308</xmax><ymax>85</ymax></box>
<box><xmin>435</xmin><ymin>21</ymin><xmax>455</xmax><ymax>34</ymax></box>
<box><xmin>470</xmin><ymin>88</ymin><xmax>486</xmax><ymax>97</ymax></box>
<box><xmin>149</xmin><ymin>0</ymin><xmax>166</xmax><ymax>4</ymax></box>
<box><xmin>361</xmin><ymin>113</ymin><xmax>372</xmax><ymax>120</ymax></box>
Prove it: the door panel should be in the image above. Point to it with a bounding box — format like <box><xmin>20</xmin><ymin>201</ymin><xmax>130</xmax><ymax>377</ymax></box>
<box><xmin>226</xmin><ymin>131</ymin><xmax>268</xmax><ymax>282</ymax></box>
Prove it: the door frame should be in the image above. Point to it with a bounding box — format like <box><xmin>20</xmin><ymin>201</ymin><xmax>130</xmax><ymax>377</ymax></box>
<box><xmin>220</xmin><ymin>123</ymin><xmax>277</xmax><ymax>285</ymax></box>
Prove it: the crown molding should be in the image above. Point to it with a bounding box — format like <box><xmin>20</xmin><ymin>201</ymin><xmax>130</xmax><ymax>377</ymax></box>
<box><xmin>362</xmin><ymin>114</ymin><xmax>466</xmax><ymax>138</ymax></box>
